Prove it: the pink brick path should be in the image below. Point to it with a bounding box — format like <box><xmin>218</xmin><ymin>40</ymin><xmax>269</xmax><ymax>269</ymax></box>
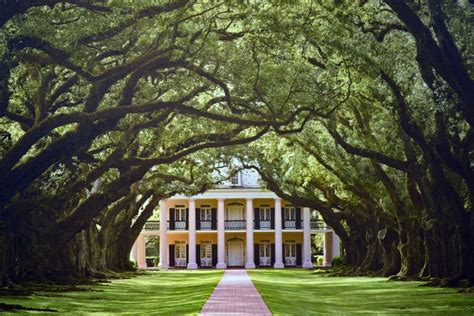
<box><xmin>200</xmin><ymin>270</ymin><xmax>272</xmax><ymax>315</ymax></box>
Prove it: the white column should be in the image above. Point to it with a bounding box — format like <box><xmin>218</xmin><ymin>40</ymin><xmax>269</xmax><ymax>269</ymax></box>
<box><xmin>332</xmin><ymin>232</ymin><xmax>341</xmax><ymax>258</ymax></box>
<box><xmin>137</xmin><ymin>234</ymin><xmax>146</xmax><ymax>268</ymax></box>
<box><xmin>323</xmin><ymin>231</ymin><xmax>333</xmax><ymax>267</ymax></box>
<box><xmin>274</xmin><ymin>198</ymin><xmax>284</xmax><ymax>268</ymax></box>
<box><xmin>302</xmin><ymin>207</ymin><xmax>313</xmax><ymax>269</ymax></box>
<box><xmin>158</xmin><ymin>200</ymin><xmax>168</xmax><ymax>269</ymax></box>
<box><xmin>245</xmin><ymin>198</ymin><xmax>255</xmax><ymax>269</ymax></box>
<box><xmin>187</xmin><ymin>199</ymin><xmax>198</xmax><ymax>269</ymax></box>
<box><xmin>216</xmin><ymin>198</ymin><xmax>226</xmax><ymax>269</ymax></box>
<box><xmin>130</xmin><ymin>240</ymin><xmax>138</xmax><ymax>262</ymax></box>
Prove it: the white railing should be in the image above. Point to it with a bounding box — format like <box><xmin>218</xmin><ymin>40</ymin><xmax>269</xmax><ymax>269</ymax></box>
<box><xmin>175</xmin><ymin>221</ymin><xmax>186</xmax><ymax>230</ymax></box>
<box><xmin>144</xmin><ymin>221</ymin><xmax>160</xmax><ymax>231</ymax></box>
<box><xmin>259</xmin><ymin>220</ymin><xmax>271</xmax><ymax>230</ymax></box>
<box><xmin>200</xmin><ymin>221</ymin><xmax>212</xmax><ymax>230</ymax></box>
<box><xmin>284</xmin><ymin>220</ymin><xmax>296</xmax><ymax>229</ymax></box>
<box><xmin>225</xmin><ymin>220</ymin><xmax>246</xmax><ymax>230</ymax></box>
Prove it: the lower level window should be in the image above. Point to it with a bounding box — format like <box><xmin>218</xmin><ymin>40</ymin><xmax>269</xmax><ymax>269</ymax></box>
<box><xmin>200</xmin><ymin>243</ymin><xmax>212</xmax><ymax>267</ymax></box>
<box><xmin>175</xmin><ymin>243</ymin><xmax>186</xmax><ymax>267</ymax></box>
<box><xmin>259</xmin><ymin>243</ymin><xmax>271</xmax><ymax>266</ymax></box>
<box><xmin>284</xmin><ymin>243</ymin><xmax>296</xmax><ymax>266</ymax></box>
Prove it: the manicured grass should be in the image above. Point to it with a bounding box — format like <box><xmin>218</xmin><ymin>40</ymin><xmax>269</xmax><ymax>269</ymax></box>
<box><xmin>1</xmin><ymin>270</ymin><xmax>223</xmax><ymax>315</ymax></box>
<box><xmin>248</xmin><ymin>269</ymin><xmax>474</xmax><ymax>315</ymax></box>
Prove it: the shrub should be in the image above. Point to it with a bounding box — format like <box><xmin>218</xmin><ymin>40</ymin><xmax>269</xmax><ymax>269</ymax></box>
<box><xmin>331</xmin><ymin>256</ymin><xmax>345</xmax><ymax>267</ymax></box>
<box><xmin>145</xmin><ymin>256</ymin><xmax>158</xmax><ymax>267</ymax></box>
<box><xmin>313</xmin><ymin>256</ymin><xmax>324</xmax><ymax>267</ymax></box>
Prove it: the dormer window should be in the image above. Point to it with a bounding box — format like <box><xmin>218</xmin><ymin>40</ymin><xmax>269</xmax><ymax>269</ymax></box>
<box><xmin>230</xmin><ymin>172</ymin><xmax>241</xmax><ymax>186</ymax></box>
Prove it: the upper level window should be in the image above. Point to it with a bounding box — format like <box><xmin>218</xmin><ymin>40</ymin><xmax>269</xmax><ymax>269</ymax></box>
<box><xmin>284</xmin><ymin>207</ymin><xmax>296</xmax><ymax>220</ymax></box>
<box><xmin>260</xmin><ymin>207</ymin><xmax>271</xmax><ymax>220</ymax></box>
<box><xmin>200</xmin><ymin>207</ymin><xmax>211</xmax><ymax>221</ymax></box>
<box><xmin>230</xmin><ymin>172</ymin><xmax>241</xmax><ymax>186</ymax></box>
<box><xmin>175</xmin><ymin>207</ymin><xmax>187</xmax><ymax>221</ymax></box>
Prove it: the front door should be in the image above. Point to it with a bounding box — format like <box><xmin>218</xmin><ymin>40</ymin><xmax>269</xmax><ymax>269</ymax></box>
<box><xmin>227</xmin><ymin>240</ymin><xmax>244</xmax><ymax>266</ymax></box>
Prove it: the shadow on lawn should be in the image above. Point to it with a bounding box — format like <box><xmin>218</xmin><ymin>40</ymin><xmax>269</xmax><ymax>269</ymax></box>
<box><xmin>0</xmin><ymin>270</ymin><xmax>223</xmax><ymax>315</ymax></box>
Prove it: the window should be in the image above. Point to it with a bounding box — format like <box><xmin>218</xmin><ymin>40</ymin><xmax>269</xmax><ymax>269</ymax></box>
<box><xmin>260</xmin><ymin>243</ymin><xmax>271</xmax><ymax>258</ymax></box>
<box><xmin>200</xmin><ymin>241</ymin><xmax>212</xmax><ymax>267</ymax></box>
<box><xmin>230</xmin><ymin>172</ymin><xmax>240</xmax><ymax>186</ymax></box>
<box><xmin>200</xmin><ymin>207</ymin><xmax>212</xmax><ymax>221</ymax></box>
<box><xmin>259</xmin><ymin>243</ymin><xmax>271</xmax><ymax>266</ymax></box>
<box><xmin>284</xmin><ymin>243</ymin><xmax>297</xmax><ymax>266</ymax></box>
<box><xmin>284</xmin><ymin>207</ymin><xmax>296</xmax><ymax>220</ymax></box>
<box><xmin>284</xmin><ymin>243</ymin><xmax>296</xmax><ymax>258</ymax></box>
<box><xmin>175</xmin><ymin>242</ymin><xmax>187</xmax><ymax>267</ymax></box>
<box><xmin>260</xmin><ymin>207</ymin><xmax>271</xmax><ymax>221</ymax></box>
<box><xmin>175</xmin><ymin>207</ymin><xmax>186</xmax><ymax>221</ymax></box>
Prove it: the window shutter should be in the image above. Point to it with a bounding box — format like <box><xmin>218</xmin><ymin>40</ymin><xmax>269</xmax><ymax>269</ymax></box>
<box><xmin>254</xmin><ymin>208</ymin><xmax>260</xmax><ymax>229</ymax></box>
<box><xmin>211</xmin><ymin>208</ymin><xmax>217</xmax><ymax>230</ymax></box>
<box><xmin>296</xmin><ymin>243</ymin><xmax>302</xmax><ymax>266</ymax></box>
<box><xmin>196</xmin><ymin>245</ymin><xmax>201</xmax><ymax>267</ymax></box>
<box><xmin>282</xmin><ymin>208</ymin><xmax>285</xmax><ymax>229</ymax></box>
<box><xmin>270</xmin><ymin>208</ymin><xmax>275</xmax><ymax>229</ymax></box>
<box><xmin>169</xmin><ymin>208</ymin><xmax>175</xmax><ymax>230</ymax></box>
<box><xmin>271</xmin><ymin>243</ymin><xmax>275</xmax><ymax>266</ymax></box>
<box><xmin>254</xmin><ymin>244</ymin><xmax>259</xmax><ymax>266</ymax></box>
<box><xmin>296</xmin><ymin>208</ymin><xmax>302</xmax><ymax>229</ymax></box>
<box><xmin>169</xmin><ymin>245</ymin><xmax>175</xmax><ymax>267</ymax></box>
<box><xmin>212</xmin><ymin>244</ymin><xmax>218</xmax><ymax>266</ymax></box>
<box><xmin>185</xmin><ymin>208</ymin><xmax>189</xmax><ymax>230</ymax></box>
<box><xmin>196</xmin><ymin>208</ymin><xmax>201</xmax><ymax>230</ymax></box>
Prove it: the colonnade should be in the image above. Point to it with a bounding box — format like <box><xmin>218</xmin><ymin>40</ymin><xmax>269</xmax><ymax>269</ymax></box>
<box><xmin>139</xmin><ymin>198</ymin><xmax>319</xmax><ymax>269</ymax></box>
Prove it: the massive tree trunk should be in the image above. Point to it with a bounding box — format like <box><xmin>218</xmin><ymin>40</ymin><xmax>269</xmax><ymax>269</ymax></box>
<box><xmin>378</xmin><ymin>227</ymin><xmax>401</xmax><ymax>276</ymax></box>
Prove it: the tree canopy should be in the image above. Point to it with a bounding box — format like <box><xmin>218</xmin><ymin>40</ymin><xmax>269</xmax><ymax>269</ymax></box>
<box><xmin>0</xmin><ymin>0</ymin><xmax>472</xmax><ymax>287</ymax></box>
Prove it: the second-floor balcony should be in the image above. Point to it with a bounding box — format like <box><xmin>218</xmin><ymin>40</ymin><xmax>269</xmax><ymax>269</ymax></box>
<box><xmin>256</xmin><ymin>220</ymin><xmax>272</xmax><ymax>230</ymax></box>
<box><xmin>225</xmin><ymin>220</ymin><xmax>246</xmax><ymax>230</ymax></box>
<box><xmin>199</xmin><ymin>221</ymin><xmax>213</xmax><ymax>230</ymax></box>
<box><xmin>170</xmin><ymin>221</ymin><xmax>187</xmax><ymax>230</ymax></box>
<box><xmin>143</xmin><ymin>219</ymin><xmax>330</xmax><ymax>232</ymax></box>
<box><xmin>283</xmin><ymin>220</ymin><xmax>301</xmax><ymax>229</ymax></box>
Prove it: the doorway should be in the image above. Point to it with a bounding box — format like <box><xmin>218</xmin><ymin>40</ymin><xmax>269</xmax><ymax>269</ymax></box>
<box><xmin>227</xmin><ymin>237</ymin><xmax>244</xmax><ymax>266</ymax></box>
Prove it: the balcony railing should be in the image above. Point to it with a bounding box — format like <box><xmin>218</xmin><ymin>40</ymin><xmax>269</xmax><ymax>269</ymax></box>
<box><xmin>175</xmin><ymin>221</ymin><xmax>187</xmax><ymax>230</ymax></box>
<box><xmin>142</xmin><ymin>219</ymin><xmax>331</xmax><ymax>231</ymax></box>
<box><xmin>259</xmin><ymin>220</ymin><xmax>271</xmax><ymax>230</ymax></box>
<box><xmin>143</xmin><ymin>220</ymin><xmax>160</xmax><ymax>231</ymax></box>
<box><xmin>225</xmin><ymin>220</ymin><xmax>246</xmax><ymax>230</ymax></box>
<box><xmin>311</xmin><ymin>220</ymin><xmax>330</xmax><ymax>229</ymax></box>
<box><xmin>200</xmin><ymin>221</ymin><xmax>212</xmax><ymax>230</ymax></box>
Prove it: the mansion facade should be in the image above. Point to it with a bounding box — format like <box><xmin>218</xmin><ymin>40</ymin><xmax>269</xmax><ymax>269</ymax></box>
<box><xmin>131</xmin><ymin>170</ymin><xmax>340</xmax><ymax>269</ymax></box>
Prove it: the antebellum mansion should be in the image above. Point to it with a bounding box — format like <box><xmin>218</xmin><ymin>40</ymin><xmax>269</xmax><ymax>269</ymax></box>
<box><xmin>131</xmin><ymin>169</ymin><xmax>340</xmax><ymax>269</ymax></box>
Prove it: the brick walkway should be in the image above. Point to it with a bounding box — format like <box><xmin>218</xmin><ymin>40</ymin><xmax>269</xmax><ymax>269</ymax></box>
<box><xmin>200</xmin><ymin>270</ymin><xmax>272</xmax><ymax>315</ymax></box>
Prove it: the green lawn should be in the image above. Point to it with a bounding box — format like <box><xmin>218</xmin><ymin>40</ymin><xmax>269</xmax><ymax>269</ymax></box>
<box><xmin>248</xmin><ymin>269</ymin><xmax>474</xmax><ymax>315</ymax></box>
<box><xmin>1</xmin><ymin>270</ymin><xmax>223</xmax><ymax>315</ymax></box>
